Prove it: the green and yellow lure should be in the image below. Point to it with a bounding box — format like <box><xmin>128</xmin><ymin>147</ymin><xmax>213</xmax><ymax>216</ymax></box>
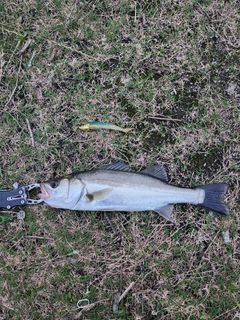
<box><xmin>80</xmin><ymin>121</ymin><xmax>133</xmax><ymax>133</ymax></box>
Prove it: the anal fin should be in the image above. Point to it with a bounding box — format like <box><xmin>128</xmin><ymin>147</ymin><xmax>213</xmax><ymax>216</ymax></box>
<box><xmin>155</xmin><ymin>204</ymin><xmax>174</xmax><ymax>222</ymax></box>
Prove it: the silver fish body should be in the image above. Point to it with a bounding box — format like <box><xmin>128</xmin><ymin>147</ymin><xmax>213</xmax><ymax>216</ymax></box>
<box><xmin>39</xmin><ymin>162</ymin><xmax>229</xmax><ymax>221</ymax></box>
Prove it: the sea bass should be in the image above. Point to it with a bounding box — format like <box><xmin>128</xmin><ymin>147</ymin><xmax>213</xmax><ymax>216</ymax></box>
<box><xmin>39</xmin><ymin>162</ymin><xmax>229</xmax><ymax>221</ymax></box>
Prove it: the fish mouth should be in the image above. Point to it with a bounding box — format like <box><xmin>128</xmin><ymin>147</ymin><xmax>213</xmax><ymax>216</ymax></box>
<box><xmin>38</xmin><ymin>183</ymin><xmax>50</xmax><ymax>200</ymax></box>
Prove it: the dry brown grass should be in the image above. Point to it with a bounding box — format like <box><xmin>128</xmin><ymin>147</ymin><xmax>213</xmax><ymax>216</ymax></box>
<box><xmin>0</xmin><ymin>0</ymin><xmax>240</xmax><ymax>319</ymax></box>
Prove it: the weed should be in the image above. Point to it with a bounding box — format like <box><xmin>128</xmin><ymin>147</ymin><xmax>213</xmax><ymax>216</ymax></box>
<box><xmin>0</xmin><ymin>0</ymin><xmax>239</xmax><ymax>319</ymax></box>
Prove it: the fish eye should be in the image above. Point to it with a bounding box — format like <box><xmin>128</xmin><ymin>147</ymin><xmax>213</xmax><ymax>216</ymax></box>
<box><xmin>50</xmin><ymin>180</ymin><xmax>59</xmax><ymax>189</ymax></box>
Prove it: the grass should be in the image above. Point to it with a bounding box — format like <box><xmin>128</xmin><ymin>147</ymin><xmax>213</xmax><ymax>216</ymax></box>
<box><xmin>0</xmin><ymin>0</ymin><xmax>240</xmax><ymax>319</ymax></box>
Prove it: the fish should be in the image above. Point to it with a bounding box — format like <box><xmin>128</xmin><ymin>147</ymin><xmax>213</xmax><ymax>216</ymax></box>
<box><xmin>80</xmin><ymin>121</ymin><xmax>133</xmax><ymax>133</ymax></box>
<box><xmin>39</xmin><ymin>162</ymin><xmax>230</xmax><ymax>221</ymax></box>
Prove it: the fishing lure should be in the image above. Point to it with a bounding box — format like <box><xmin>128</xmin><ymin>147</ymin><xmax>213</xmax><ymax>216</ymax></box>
<box><xmin>80</xmin><ymin>121</ymin><xmax>133</xmax><ymax>133</ymax></box>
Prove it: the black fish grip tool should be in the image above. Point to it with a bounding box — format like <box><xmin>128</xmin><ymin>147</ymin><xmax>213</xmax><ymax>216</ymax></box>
<box><xmin>0</xmin><ymin>183</ymin><xmax>42</xmax><ymax>209</ymax></box>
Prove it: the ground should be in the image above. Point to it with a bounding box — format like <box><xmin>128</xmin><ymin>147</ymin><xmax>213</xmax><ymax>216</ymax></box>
<box><xmin>0</xmin><ymin>0</ymin><xmax>239</xmax><ymax>319</ymax></box>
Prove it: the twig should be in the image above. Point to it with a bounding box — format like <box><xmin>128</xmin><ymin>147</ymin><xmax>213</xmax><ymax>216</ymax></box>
<box><xmin>134</xmin><ymin>2</ymin><xmax>137</xmax><ymax>22</ymax></box>
<box><xmin>118</xmin><ymin>281</ymin><xmax>135</xmax><ymax>302</ymax></box>
<box><xmin>17</xmin><ymin>39</ymin><xmax>33</xmax><ymax>56</ymax></box>
<box><xmin>212</xmin><ymin>306</ymin><xmax>238</xmax><ymax>320</ymax></box>
<box><xmin>104</xmin><ymin>212</ymin><xmax>116</xmax><ymax>233</ymax></box>
<box><xmin>26</xmin><ymin>118</ymin><xmax>35</xmax><ymax>147</ymax></box>
<box><xmin>25</xmin><ymin>236</ymin><xmax>54</xmax><ymax>240</ymax></box>
<box><xmin>49</xmin><ymin>48</ymin><xmax>57</xmax><ymax>62</ymax></box>
<box><xmin>48</xmin><ymin>39</ymin><xmax>100</xmax><ymax>62</ymax></box>
<box><xmin>113</xmin><ymin>292</ymin><xmax>121</xmax><ymax>314</ymax></box>
<box><xmin>142</xmin><ymin>13</ymin><xmax>146</xmax><ymax>26</ymax></box>
<box><xmin>1</xmin><ymin>303</ymin><xmax>14</xmax><ymax>311</ymax></box>
<box><xmin>0</xmin><ymin>210</ymin><xmax>16</xmax><ymax>214</ymax></box>
<box><xmin>112</xmin><ymin>282</ymin><xmax>136</xmax><ymax>314</ymax></box>
<box><xmin>5</xmin><ymin>56</ymin><xmax>22</xmax><ymax>107</ymax></box>
<box><xmin>148</xmin><ymin>115</ymin><xmax>182</xmax><ymax>122</ymax></box>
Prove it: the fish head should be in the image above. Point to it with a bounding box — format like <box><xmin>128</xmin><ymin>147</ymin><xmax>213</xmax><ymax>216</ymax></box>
<box><xmin>39</xmin><ymin>177</ymin><xmax>84</xmax><ymax>209</ymax></box>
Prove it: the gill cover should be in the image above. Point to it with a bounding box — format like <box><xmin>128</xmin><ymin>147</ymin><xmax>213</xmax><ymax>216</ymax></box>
<box><xmin>40</xmin><ymin>177</ymin><xmax>84</xmax><ymax>209</ymax></box>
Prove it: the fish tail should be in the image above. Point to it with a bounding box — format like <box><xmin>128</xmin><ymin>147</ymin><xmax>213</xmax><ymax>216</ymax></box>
<box><xmin>122</xmin><ymin>128</ymin><xmax>133</xmax><ymax>133</ymax></box>
<box><xmin>80</xmin><ymin>123</ymin><xmax>90</xmax><ymax>130</ymax></box>
<box><xmin>198</xmin><ymin>183</ymin><xmax>230</xmax><ymax>215</ymax></box>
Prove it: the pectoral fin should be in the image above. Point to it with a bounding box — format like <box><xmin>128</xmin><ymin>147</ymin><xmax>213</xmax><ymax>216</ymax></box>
<box><xmin>155</xmin><ymin>204</ymin><xmax>174</xmax><ymax>222</ymax></box>
<box><xmin>87</xmin><ymin>188</ymin><xmax>113</xmax><ymax>201</ymax></box>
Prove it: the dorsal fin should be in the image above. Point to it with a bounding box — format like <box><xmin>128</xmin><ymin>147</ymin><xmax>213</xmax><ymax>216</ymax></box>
<box><xmin>100</xmin><ymin>161</ymin><xmax>135</xmax><ymax>172</ymax></box>
<box><xmin>141</xmin><ymin>165</ymin><xmax>168</xmax><ymax>182</ymax></box>
<box><xmin>100</xmin><ymin>162</ymin><xmax>168</xmax><ymax>181</ymax></box>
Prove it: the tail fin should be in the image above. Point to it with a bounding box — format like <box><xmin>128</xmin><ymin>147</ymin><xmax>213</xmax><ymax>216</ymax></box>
<box><xmin>198</xmin><ymin>183</ymin><xmax>230</xmax><ymax>215</ymax></box>
<box><xmin>122</xmin><ymin>128</ymin><xmax>133</xmax><ymax>133</ymax></box>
